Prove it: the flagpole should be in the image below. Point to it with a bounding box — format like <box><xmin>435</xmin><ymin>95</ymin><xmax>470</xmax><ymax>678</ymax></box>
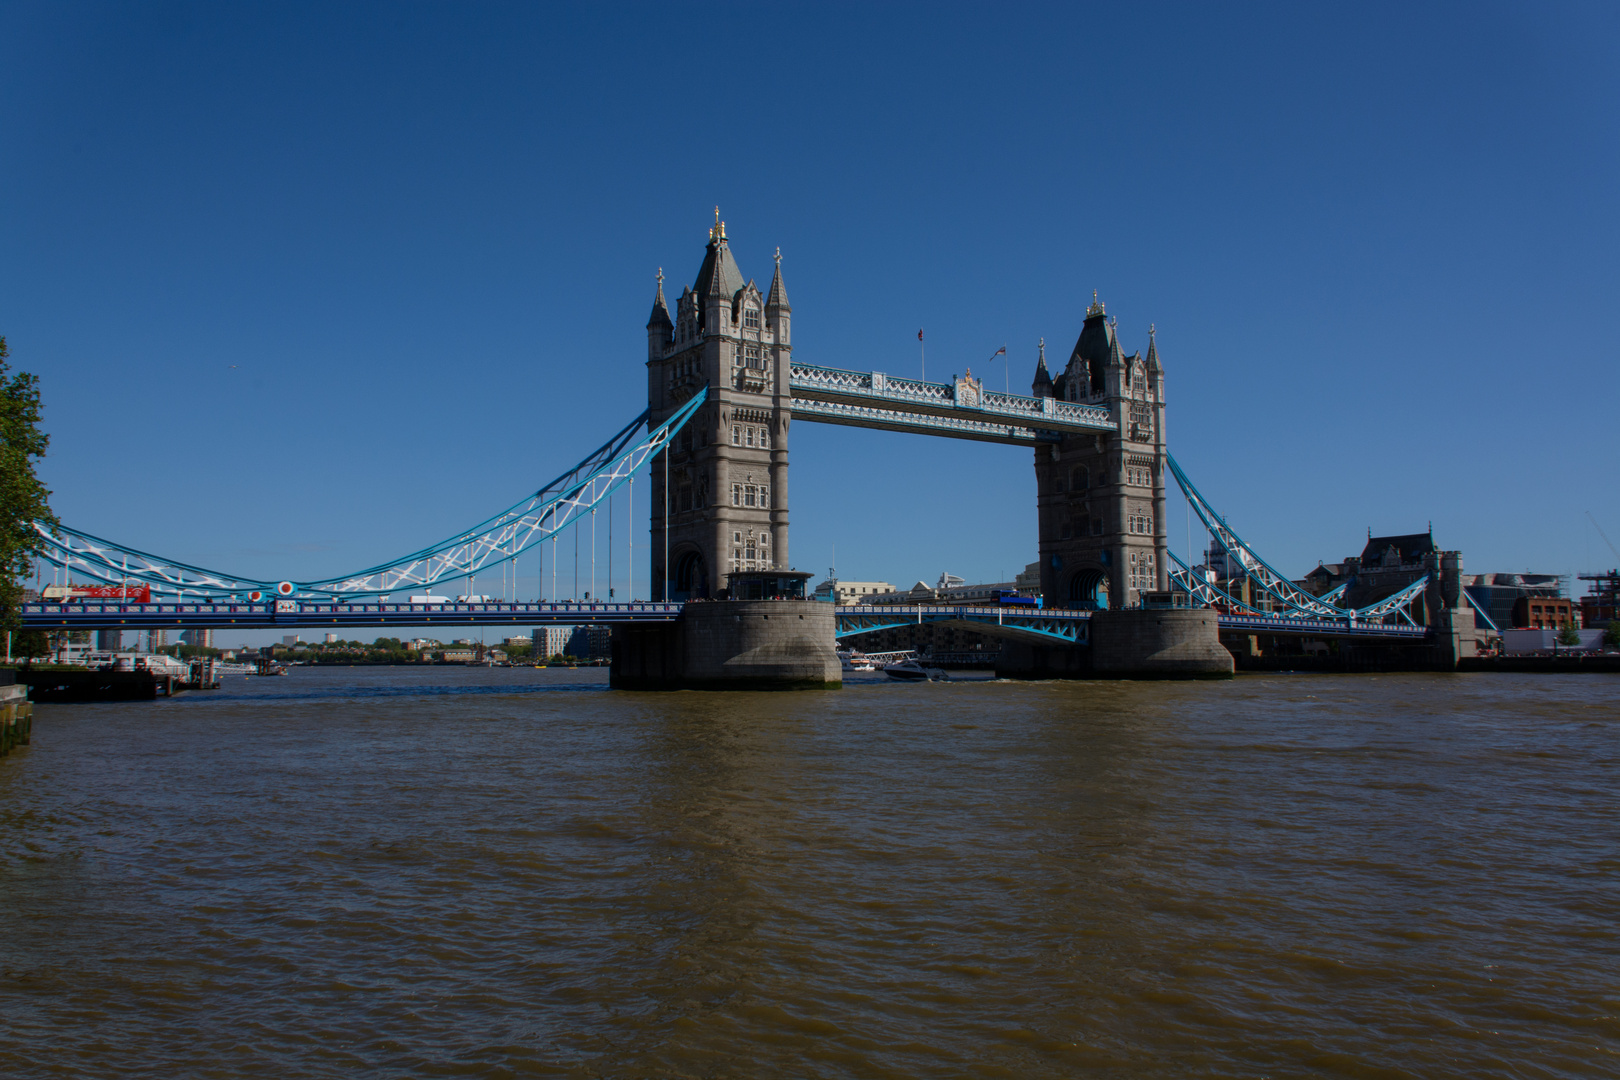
<box><xmin>918</xmin><ymin>328</ymin><xmax>925</xmax><ymax>382</ymax></box>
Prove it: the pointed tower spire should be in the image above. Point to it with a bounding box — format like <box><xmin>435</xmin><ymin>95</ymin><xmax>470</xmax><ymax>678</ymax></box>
<box><xmin>766</xmin><ymin>246</ymin><xmax>791</xmax><ymax>312</ymax></box>
<box><xmin>1145</xmin><ymin>322</ymin><xmax>1160</xmax><ymax>371</ymax></box>
<box><xmin>646</xmin><ymin>267</ymin><xmax>672</xmax><ymax>330</ymax></box>
<box><xmin>1031</xmin><ymin>336</ymin><xmax>1053</xmax><ymax>396</ymax></box>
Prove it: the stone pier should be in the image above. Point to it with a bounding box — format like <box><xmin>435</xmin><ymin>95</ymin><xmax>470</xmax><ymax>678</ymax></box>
<box><xmin>997</xmin><ymin>608</ymin><xmax>1233</xmax><ymax>680</ymax></box>
<box><xmin>610</xmin><ymin>599</ymin><xmax>842</xmax><ymax>691</ymax></box>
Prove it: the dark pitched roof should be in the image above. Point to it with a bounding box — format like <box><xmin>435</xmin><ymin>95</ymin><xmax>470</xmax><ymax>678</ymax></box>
<box><xmin>646</xmin><ymin>270</ymin><xmax>672</xmax><ymax>329</ymax></box>
<box><xmin>766</xmin><ymin>250</ymin><xmax>790</xmax><ymax>312</ymax></box>
<box><xmin>1359</xmin><ymin>533</ymin><xmax>1436</xmax><ymax>566</ymax></box>
<box><xmin>1031</xmin><ymin>338</ymin><xmax>1052</xmax><ymax>395</ymax></box>
<box><xmin>693</xmin><ymin>238</ymin><xmax>746</xmax><ymax>300</ymax></box>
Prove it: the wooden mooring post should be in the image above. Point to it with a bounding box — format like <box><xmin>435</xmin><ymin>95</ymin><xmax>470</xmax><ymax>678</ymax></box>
<box><xmin>0</xmin><ymin>680</ymin><xmax>33</xmax><ymax>756</ymax></box>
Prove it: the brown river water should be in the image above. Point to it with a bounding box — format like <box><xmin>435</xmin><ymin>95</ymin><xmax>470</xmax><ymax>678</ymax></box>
<box><xmin>0</xmin><ymin>667</ymin><xmax>1615</xmax><ymax>1078</ymax></box>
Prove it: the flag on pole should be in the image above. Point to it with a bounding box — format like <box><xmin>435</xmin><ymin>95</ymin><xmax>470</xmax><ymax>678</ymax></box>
<box><xmin>918</xmin><ymin>329</ymin><xmax>924</xmax><ymax>341</ymax></box>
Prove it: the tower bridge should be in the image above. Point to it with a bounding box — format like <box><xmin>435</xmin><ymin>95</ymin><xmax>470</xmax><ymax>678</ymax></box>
<box><xmin>20</xmin><ymin>213</ymin><xmax>1475</xmax><ymax>685</ymax></box>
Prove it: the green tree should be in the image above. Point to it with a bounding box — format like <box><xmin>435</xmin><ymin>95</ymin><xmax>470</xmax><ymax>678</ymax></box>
<box><xmin>11</xmin><ymin>630</ymin><xmax>49</xmax><ymax>658</ymax></box>
<box><xmin>0</xmin><ymin>337</ymin><xmax>57</xmax><ymax>634</ymax></box>
<box><xmin>1605</xmin><ymin>622</ymin><xmax>1620</xmax><ymax>649</ymax></box>
<box><xmin>1557</xmin><ymin>620</ymin><xmax>1582</xmax><ymax>647</ymax></box>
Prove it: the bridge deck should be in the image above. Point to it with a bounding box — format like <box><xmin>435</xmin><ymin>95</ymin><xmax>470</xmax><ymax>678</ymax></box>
<box><xmin>18</xmin><ymin>601</ymin><xmax>1432</xmax><ymax>641</ymax></box>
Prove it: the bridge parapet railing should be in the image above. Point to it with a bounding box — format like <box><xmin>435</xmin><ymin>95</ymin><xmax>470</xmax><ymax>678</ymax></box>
<box><xmin>792</xmin><ymin>363</ymin><xmax>1113</xmax><ymax>431</ymax></box>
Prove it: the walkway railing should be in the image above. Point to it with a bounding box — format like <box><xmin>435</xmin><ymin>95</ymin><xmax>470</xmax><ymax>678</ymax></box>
<box><xmin>790</xmin><ymin>363</ymin><xmax>1114</xmax><ymax>441</ymax></box>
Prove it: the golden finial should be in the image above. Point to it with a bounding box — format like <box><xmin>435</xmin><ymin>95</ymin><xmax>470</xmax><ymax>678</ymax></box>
<box><xmin>1087</xmin><ymin>290</ymin><xmax>1106</xmax><ymax>317</ymax></box>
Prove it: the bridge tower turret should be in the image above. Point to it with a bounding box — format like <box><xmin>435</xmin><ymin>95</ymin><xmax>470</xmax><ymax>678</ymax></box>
<box><xmin>646</xmin><ymin>212</ymin><xmax>793</xmax><ymax>600</ymax></box>
<box><xmin>1032</xmin><ymin>294</ymin><xmax>1169</xmax><ymax>609</ymax></box>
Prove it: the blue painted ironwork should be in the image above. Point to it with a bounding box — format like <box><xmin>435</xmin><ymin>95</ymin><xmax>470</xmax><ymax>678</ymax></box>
<box><xmin>1215</xmin><ymin>613</ymin><xmax>1429</xmax><ymax>640</ymax></box>
<box><xmin>20</xmin><ymin>598</ymin><xmax>684</xmax><ymax>631</ymax></box>
<box><xmin>1165</xmin><ymin>454</ymin><xmax>1430</xmax><ymax>625</ymax></box>
<box><xmin>1463</xmin><ymin>590</ymin><xmax>1501</xmax><ymax>633</ymax></box>
<box><xmin>31</xmin><ymin>391</ymin><xmax>709</xmax><ymax>600</ymax></box>
<box><xmin>833</xmin><ymin>604</ymin><xmax>1091</xmax><ymax>644</ymax></box>
<box><xmin>20</xmin><ymin>595</ymin><xmax>1434</xmax><ymax>644</ymax></box>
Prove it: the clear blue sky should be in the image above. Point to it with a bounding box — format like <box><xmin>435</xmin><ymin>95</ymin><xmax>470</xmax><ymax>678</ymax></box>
<box><xmin>4</xmin><ymin>1</ymin><xmax>1618</xmax><ymax>631</ymax></box>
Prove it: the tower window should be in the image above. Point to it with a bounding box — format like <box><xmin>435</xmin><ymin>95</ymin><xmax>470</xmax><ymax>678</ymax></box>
<box><xmin>759</xmin><ymin>428</ymin><xmax>770</xmax><ymax>449</ymax></box>
<box><xmin>731</xmin><ymin>484</ymin><xmax>741</xmax><ymax>506</ymax></box>
<box><xmin>746</xmin><ymin>427</ymin><xmax>755</xmax><ymax>447</ymax></box>
<box><xmin>745</xmin><ymin>345</ymin><xmax>763</xmax><ymax>369</ymax></box>
<box><xmin>732</xmin><ymin>426</ymin><xmax>741</xmax><ymax>445</ymax></box>
<box><xmin>743</xmin><ymin>307</ymin><xmax>760</xmax><ymax>329</ymax></box>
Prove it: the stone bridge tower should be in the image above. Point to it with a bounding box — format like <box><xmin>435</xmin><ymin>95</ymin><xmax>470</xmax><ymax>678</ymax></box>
<box><xmin>1030</xmin><ymin>295</ymin><xmax>1169</xmax><ymax>608</ymax></box>
<box><xmin>646</xmin><ymin>213</ymin><xmax>792</xmax><ymax>600</ymax></box>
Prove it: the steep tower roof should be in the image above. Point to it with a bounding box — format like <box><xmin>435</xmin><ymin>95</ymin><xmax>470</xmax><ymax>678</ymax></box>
<box><xmin>1069</xmin><ymin>292</ymin><xmax>1117</xmax><ymax>397</ymax></box>
<box><xmin>1031</xmin><ymin>337</ymin><xmax>1052</xmax><ymax>396</ymax></box>
<box><xmin>646</xmin><ymin>267</ymin><xmax>672</xmax><ymax>330</ymax></box>
<box><xmin>1145</xmin><ymin>323</ymin><xmax>1160</xmax><ymax>371</ymax></box>
<box><xmin>693</xmin><ymin>209</ymin><xmax>746</xmax><ymax>300</ymax></box>
<box><xmin>1072</xmin><ymin>291</ymin><xmax>1118</xmax><ymax>368</ymax></box>
<box><xmin>766</xmin><ymin>247</ymin><xmax>791</xmax><ymax>312</ymax></box>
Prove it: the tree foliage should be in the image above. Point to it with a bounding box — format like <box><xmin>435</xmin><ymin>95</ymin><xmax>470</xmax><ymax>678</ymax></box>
<box><xmin>0</xmin><ymin>337</ymin><xmax>57</xmax><ymax>633</ymax></box>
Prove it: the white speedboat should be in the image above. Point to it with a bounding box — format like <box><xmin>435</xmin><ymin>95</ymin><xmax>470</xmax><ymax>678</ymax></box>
<box><xmin>839</xmin><ymin>650</ymin><xmax>878</xmax><ymax>672</ymax></box>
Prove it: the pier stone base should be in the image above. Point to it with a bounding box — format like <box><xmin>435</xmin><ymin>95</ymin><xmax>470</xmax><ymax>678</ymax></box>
<box><xmin>997</xmin><ymin>608</ymin><xmax>1233</xmax><ymax>680</ymax></box>
<box><xmin>610</xmin><ymin>599</ymin><xmax>842</xmax><ymax>691</ymax></box>
<box><xmin>1091</xmin><ymin>609</ymin><xmax>1233</xmax><ymax>678</ymax></box>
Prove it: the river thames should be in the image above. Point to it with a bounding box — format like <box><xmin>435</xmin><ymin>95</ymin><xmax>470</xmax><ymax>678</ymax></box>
<box><xmin>0</xmin><ymin>667</ymin><xmax>1614</xmax><ymax>1078</ymax></box>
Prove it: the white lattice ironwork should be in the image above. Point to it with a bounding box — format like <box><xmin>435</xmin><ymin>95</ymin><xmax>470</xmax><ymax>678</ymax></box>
<box><xmin>789</xmin><ymin>362</ymin><xmax>1113</xmax><ymax>436</ymax></box>
<box><xmin>33</xmin><ymin>391</ymin><xmax>709</xmax><ymax>600</ymax></box>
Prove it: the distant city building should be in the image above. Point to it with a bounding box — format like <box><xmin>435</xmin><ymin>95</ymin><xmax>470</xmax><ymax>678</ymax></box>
<box><xmin>148</xmin><ymin>629</ymin><xmax>167</xmax><ymax>652</ymax></box>
<box><xmin>502</xmin><ymin>636</ymin><xmax>532</xmax><ymax>647</ymax></box>
<box><xmin>281</xmin><ymin>634</ymin><xmax>300</xmax><ymax>647</ymax></box>
<box><xmin>96</xmin><ymin>629</ymin><xmax>121</xmax><ymax>651</ymax></box>
<box><xmin>1463</xmin><ymin>573</ymin><xmax>1567</xmax><ymax>631</ymax></box>
<box><xmin>1578</xmin><ymin>571</ymin><xmax>1618</xmax><ymax>628</ymax></box>
<box><xmin>533</xmin><ymin>626</ymin><xmax>572</xmax><ymax>658</ymax></box>
<box><xmin>566</xmin><ymin>625</ymin><xmax>612</xmax><ymax>660</ymax></box>
<box><xmin>440</xmin><ymin>649</ymin><xmax>475</xmax><ymax>663</ymax></box>
<box><xmin>324</xmin><ymin>633</ymin><xmax>338</xmax><ymax>644</ymax></box>
<box><xmin>1513</xmin><ymin>596</ymin><xmax>1574</xmax><ymax>630</ymax></box>
<box><xmin>1300</xmin><ymin>562</ymin><xmax>1355</xmax><ymax>595</ymax></box>
<box><xmin>811</xmin><ymin>577</ymin><xmax>896</xmax><ymax>604</ymax></box>
<box><xmin>181</xmin><ymin>629</ymin><xmax>213</xmax><ymax>648</ymax></box>
<box><xmin>864</xmin><ymin>573</ymin><xmax>1034</xmax><ymax>606</ymax></box>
